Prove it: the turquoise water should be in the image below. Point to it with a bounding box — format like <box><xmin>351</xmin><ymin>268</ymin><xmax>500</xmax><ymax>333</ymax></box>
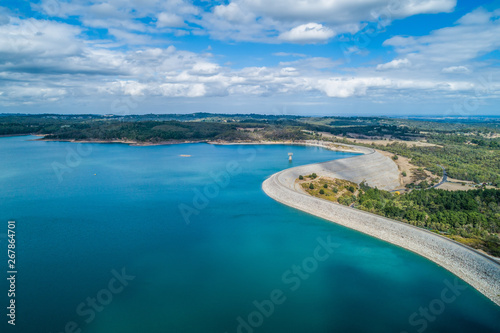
<box><xmin>0</xmin><ymin>135</ymin><xmax>498</xmax><ymax>333</ymax></box>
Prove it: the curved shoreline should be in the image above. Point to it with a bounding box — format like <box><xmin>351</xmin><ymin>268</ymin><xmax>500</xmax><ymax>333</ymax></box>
<box><xmin>262</xmin><ymin>144</ymin><xmax>500</xmax><ymax>306</ymax></box>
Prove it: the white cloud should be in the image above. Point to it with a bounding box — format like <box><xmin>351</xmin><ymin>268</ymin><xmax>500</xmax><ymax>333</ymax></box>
<box><xmin>388</xmin><ymin>0</ymin><xmax>456</xmax><ymax>17</ymax></box>
<box><xmin>442</xmin><ymin>66</ymin><xmax>471</xmax><ymax>74</ymax></box>
<box><xmin>272</xmin><ymin>52</ymin><xmax>307</xmax><ymax>57</ymax></box>
<box><xmin>242</xmin><ymin>0</ymin><xmax>456</xmax><ymax>24</ymax></box>
<box><xmin>158</xmin><ymin>83</ymin><xmax>206</xmax><ymax>97</ymax></box>
<box><xmin>314</xmin><ymin>77</ymin><xmax>390</xmax><ymax>97</ymax></box>
<box><xmin>213</xmin><ymin>3</ymin><xmax>254</xmax><ymax>24</ymax></box>
<box><xmin>376</xmin><ymin>58</ymin><xmax>411</xmax><ymax>71</ymax></box>
<box><xmin>157</xmin><ymin>12</ymin><xmax>185</xmax><ymax>28</ymax></box>
<box><xmin>0</xmin><ymin>86</ymin><xmax>68</xmax><ymax>106</ymax></box>
<box><xmin>0</xmin><ymin>18</ymin><xmax>83</xmax><ymax>59</ymax></box>
<box><xmin>27</xmin><ymin>0</ymin><xmax>458</xmax><ymax>45</ymax></box>
<box><xmin>2</xmin><ymin>7</ymin><xmax>500</xmax><ymax>113</ymax></box>
<box><xmin>189</xmin><ymin>63</ymin><xmax>221</xmax><ymax>76</ymax></box>
<box><xmin>279</xmin><ymin>23</ymin><xmax>334</xmax><ymax>44</ymax></box>
<box><xmin>279</xmin><ymin>57</ymin><xmax>340</xmax><ymax>69</ymax></box>
<box><xmin>200</xmin><ymin>0</ymin><xmax>456</xmax><ymax>43</ymax></box>
<box><xmin>384</xmin><ymin>8</ymin><xmax>500</xmax><ymax>64</ymax></box>
<box><xmin>89</xmin><ymin>3</ymin><xmax>124</xmax><ymax>19</ymax></box>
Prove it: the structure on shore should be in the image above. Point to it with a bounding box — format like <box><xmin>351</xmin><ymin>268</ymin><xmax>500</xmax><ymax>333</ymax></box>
<box><xmin>263</xmin><ymin>143</ymin><xmax>500</xmax><ymax>306</ymax></box>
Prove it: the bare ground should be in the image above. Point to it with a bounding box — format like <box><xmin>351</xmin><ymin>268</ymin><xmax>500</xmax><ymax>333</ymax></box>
<box><xmin>375</xmin><ymin>149</ymin><xmax>438</xmax><ymax>189</ymax></box>
<box><xmin>319</xmin><ymin>132</ymin><xmax>441</xmax><ymax>147</ymax></box>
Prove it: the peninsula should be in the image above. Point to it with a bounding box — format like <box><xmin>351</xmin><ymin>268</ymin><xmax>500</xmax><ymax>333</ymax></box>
<box><xmin>262</xmin><ymin>143</ymin><xmax>500</xmax><ymax>306</ymax></box>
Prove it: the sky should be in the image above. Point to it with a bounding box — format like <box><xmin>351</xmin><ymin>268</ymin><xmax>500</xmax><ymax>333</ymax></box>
<box><xmin>1</xmin><ymin>0</ymin><xmax>500</xmax><ymax>116</ymax></box>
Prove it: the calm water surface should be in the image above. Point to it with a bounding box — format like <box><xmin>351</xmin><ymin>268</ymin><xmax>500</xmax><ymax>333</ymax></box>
<box><xmin>0</xmin><ymin>136</ymin><xmax>498</xmax><ymax>333</ymax></box>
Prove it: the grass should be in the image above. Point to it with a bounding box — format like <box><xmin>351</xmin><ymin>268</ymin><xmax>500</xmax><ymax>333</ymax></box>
<box><xmin>298</xmin><ymin>175</ymin><xmax>358</xmax><ymax>204</ymax></box>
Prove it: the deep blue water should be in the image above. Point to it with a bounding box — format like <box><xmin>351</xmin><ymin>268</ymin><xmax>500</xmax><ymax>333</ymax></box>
<box><xmin>0</xmin><ymin>135</ymin><xmax>498</xmax><ymax>333</ymax></box>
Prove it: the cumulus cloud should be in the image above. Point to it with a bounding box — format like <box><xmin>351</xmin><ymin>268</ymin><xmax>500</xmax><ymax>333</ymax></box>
<box><xmin>2</xmin><ymin>5</ymin><xmax>500</xmax><ymax>113</ymax></box>
<box><xmin>199</xmin><ymin>0</ymin><xmax>457</xmax><ymax>43</ymax></box>
<box><xmin>157</xmin><ymin>12</ymin><xmax>185</xmax><ymax>28</ymax></box>
<box><xmin>279</xmin><ymin>23</ymin><xmax>334</xmax><ymax>43</ymax></box>
<box><xmin>189</xmin><ymin>63</ymin><xmax>221</xmax><ymax>76</ymax></box>
<box><xmin>315</xmin><ymin>77</ymin><xmax>390</xmax><ymax>97</ymax></box>
<box><xmin>0</xmin><ymin>18</ymin><xmax>83</xmax><ymax>60</ymax></box>
<box><xmin>273</xmin><ymin>52</ymin><xmax>307</xmax><ymax>57</ymax></box>
<box><xmin>242</xmin><ymin>0</ymin><xmax>456</xmax><ymax>24</ymax></box>
<box><xmin>26</xmin><ymin>0</ymin><xmax>459</xmax><ymax>45</ymax></box>
<box><xmin>376</xmin><ymin>58</ymin><xmax>411</xmax><ymax>71</ymax></box>
<box><xmin>442</xmin><ymin>66</ymin><xmax>471</xmax><ymax>74</ymax></box>
<box><xmin>383</xmin><ymin>8</ymin><xmax>500</xmax><ymax>64</ymax></box>
<box><xmin>36</xmin><ymin>0</ymin><xmax>199</xmax><ymax>43</ymax></box>
<box><xmin>388</xmin><ymin>0</ymin><xmax>456</xmax><ymax>17</ymax></box>
<box><xmin>213</xmin><ymin>3</ymin><xmax>254</xmax><ymax>24</ymax></box>
<box><xmin>158</xmin><ymin>83</ymin><xmax>206</xmax><ymax>97</ymax></box>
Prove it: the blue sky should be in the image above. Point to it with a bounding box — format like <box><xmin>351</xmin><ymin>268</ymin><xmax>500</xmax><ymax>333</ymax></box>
<box><xmin>0</xmin><ymin>0</ymin><xmax>499</xmax><ymax>115</ymax></box>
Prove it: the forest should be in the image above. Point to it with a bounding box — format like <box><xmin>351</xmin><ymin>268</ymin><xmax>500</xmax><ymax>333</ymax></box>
<box><xmin>0</xmin><ymin>115</ymin><xmax>306</xmax><ymax>142</ymax></box>
<box><xmin>355</xmin><ymin>185</ymin><xmax>500</xmax><ymax>256</ymax></box>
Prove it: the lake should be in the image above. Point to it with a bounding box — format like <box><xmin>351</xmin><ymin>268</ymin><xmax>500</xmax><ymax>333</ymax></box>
<box><xmin>0</xmin><ymin>136</ymin><xmax>498</xmax><ymax>333</ymax></box>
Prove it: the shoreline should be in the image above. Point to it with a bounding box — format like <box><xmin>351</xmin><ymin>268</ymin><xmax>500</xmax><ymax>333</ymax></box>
<box><xmin>33</xmin><ymin>136</ymin><xmax>205</xmax><ymax>146</ymax></box>
<box><xmin>0</xmin><ymin>134</ymin><xmax>31</xmax><ymax>138</ymax></box>
<box><xmin>208</xmin><ymin>140</ymin><xmax>363</xmax><ymax>154</ymax></box>
<box><xmin>262</xmin><ymin>151</ymin><xmax>500</xmax><ymax>307</ymax></box>
<box><xmin>20</xmin><ymin>134</ymin><xmax>365</xmax><ymax>154</ymax></box>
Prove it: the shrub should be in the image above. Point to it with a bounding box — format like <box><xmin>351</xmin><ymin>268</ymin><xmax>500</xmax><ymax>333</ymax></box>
<box><xmin>299</xmin><ymin>175</ymin><xmax>304</xmax><ymax>180</ymax></box>
<box><xmin>402</xmin><ymin>171</ymin><xmax>407</xmax><ymax>177</ymax></box>
<box><xmin>311</xmin><ymin>173</ymin><xmax>318</xmax><ymax>179</ymax></box>
<box><xmin>393</xmin><ymin>155</ymin><xmax>399</xmax><ymax>160</ymax></box>
<box><xmin>309</xmin><ymin>183</ymin><xmax>314</xmax><ymax>189</ymax></box>
<box><xmin>348</xmin><ymin>186</ymin><xmax>355</xmax><ymax>193</ymax></box>
<box><xmin>323</xmin><ymin>183</ymin><xmax>328</xmax><ymax>188</ymax></box>
<box><xmin>332</xmin><ymin>187</ymin><xmax>338</xmax><ymax>193</ymax></box>
<box><xmin>319</xmin><ymin>189</ymin><xmax>325</xmax><ymax>194</ymax></box>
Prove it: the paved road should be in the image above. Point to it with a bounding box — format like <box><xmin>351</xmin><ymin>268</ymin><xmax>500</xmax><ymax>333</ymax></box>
<box><xmin>432</xmin><ymin>164</ymin><xmax>447</xmax><ymax>188</ymax></box>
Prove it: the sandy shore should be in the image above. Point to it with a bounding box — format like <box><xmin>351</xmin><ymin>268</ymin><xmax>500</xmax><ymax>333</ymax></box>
<box><xmin>262</xmin><ymin>145</ymin><xmax>500</xmax><ymax>306</ymax></box>
<box><xmin>208</xmin><ymin>139</ymin><xmax>363</xmax><ymax>153</ymax></box>
<box><xmin>36</xmin><ymin>137</ymin><xmax>206</xmax><ymax>146</ymax></box>
<box><xmin>34</xmin><ymin>135</ymin><xmax>365</xmax><ymax>153</ymax></box>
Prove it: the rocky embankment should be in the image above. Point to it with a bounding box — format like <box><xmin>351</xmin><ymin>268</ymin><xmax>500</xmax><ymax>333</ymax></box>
<box><xmin>262</xmin><ymin>144</ymin><xmax>500</xmax><ymax>306</ymax></box>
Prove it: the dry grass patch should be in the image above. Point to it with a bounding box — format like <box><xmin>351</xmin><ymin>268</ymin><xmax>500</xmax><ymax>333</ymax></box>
<box><xmin>297</xmin><ymin>174</ymin><xmax>359</xmax><ymax>205</ymax></box>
